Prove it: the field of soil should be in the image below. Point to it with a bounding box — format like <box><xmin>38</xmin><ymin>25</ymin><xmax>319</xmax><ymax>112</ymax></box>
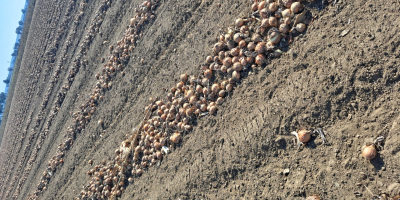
<box><xmin>0</xmin><ymin>0</ymin><xmax>400</xmax><ymax>199</ymax></box>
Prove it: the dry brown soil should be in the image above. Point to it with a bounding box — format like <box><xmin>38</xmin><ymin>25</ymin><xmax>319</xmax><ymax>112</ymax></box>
<box><xmin>1</xmin><ymin>0</ymin><xmax>400</xmax><ymax>199</ymax></box>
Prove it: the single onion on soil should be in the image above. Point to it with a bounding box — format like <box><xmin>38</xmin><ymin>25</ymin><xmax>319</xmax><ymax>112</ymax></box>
<box><xmin>362</xmin><ymin>144</ymin><xmax>377</xmax><ymax>160</ymax></box>
<box><xmin>298</xmin><ymin>130</ymin><xmax>311</xmax><ymax>143</ymax></box>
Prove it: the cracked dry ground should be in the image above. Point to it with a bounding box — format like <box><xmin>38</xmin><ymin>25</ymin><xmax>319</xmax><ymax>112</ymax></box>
<box><xmin>1</xmin><ymin>0</ymin><xmax>400</xmax><ymax>199</ymax></box>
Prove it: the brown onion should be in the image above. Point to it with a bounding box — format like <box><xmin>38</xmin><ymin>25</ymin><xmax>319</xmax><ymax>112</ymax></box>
<box><xmin>261</xmin><ymin>18</ymin><xmax>269</xmax><ymax>28</ymax></box>
<box><xmin>206</xmin><ymin>56</ymin><xmax>213</xmax><ymax>63</ymax></box>
<box><xmin>240</xmin><ymin>25</ymin><xmax>248</xmax><ymax>33</ymax></box>
<box><xmin>294</xmin><ymin>23</ymin><xmax>306</xmax><ymax>33</ymax></box>
<box><xmin>232</xmin><ymin>63</ymin><xmax>243</xmax><ymax>72</ymax></box>
<box><xmin>269</xmin><ymin>29</ymin><xmax>281</xmax><ymax>44</ymax></box>
<box><xmin>283</xmin><ymin>0</ymin><xmax>293</xmax><ymax>8</ymax></box>
<box><xmin>231</xmin><ymin>47</ymin><xmax>240</xmax><ymax>56</ymax></box>
<box><xmin>306</xmin><ymin>195</ymin><xmax>321</xmax><ymax>200</ymax></box>
<box><xmin>209</xmin><ymin>106</ymin><xmax>217</xmax><ymax>115</ymax></box>
<box><xmin>251</xmin><ymin>33</ymin><xmax>263</xmax><ymax>43</ymax></box>
<box><xmin>362</xmin><ymin>144</ymin><xmax>377</xmax><ymax>160</ymax></box>
<box><xmin>170</xmin><ymin>132</ymin><xmax>182</xmax><ymax>144</ymax></box>
<box><xmin>255</xmin><ymin>54</ymin><xmax>267</xmax><ymax>65</ymax></box>
<box><xmin>216</xmin><ymin>97</ymin><xmax>224</xmax><ymax>105</ymax></box>
<box><xmin>255</xmin><ymin>42</ymin><xmax>266</xmax><ymax>54</ymax></box>
<box><xmin>247</xmin><ymin>42</ymin><xmax>256</xmax><ymax>51</ymax></box>
<box><xmin>279</xmin><ymin>24</ymin><xmax>290</xmax><ymax>34</ymax></box>
<box><xmin>226</xmin><ymin>84</ymin><xmax>233</xmax><ymax>92</ymax></box>
<box><xmin>235</xmin><ymin>18</ymin><xmax>244</xmax><ymax>27</ymax></box>
<box><xmin>130</xmin><ymin>18</ymin><xmax>136</xmax><ymax>26</ymax></box>
<box><xmin>218</xmin><ymin>90</ymin><xmax>226</xmax><ymax>97</ymax></box>
<box><xmin>266</xmin><ymin>41</ymin><xmax>275</xmax><ymax>51</ymax></box>
<box><xmin>238</xmin><ymin>40</ymin><xmax>247</xmax><ymax>49</ymax></box>
<box><xmin>268</xmin><ymin>16</ymin><xmax>278</xmax><ymax>27</ymax></box>
<box><xmin>223</xmin><ymin>57</ymin><xmax>232</xmax><ymax>67</ymax></box>
<box><xmin>232</xmin><ymin>56</ymin><xmax>239</xmax><ymax>64</ymax></box>
<box><xmin>260</xmin><ymin>8</ymin><xmax>269</xmax><ymax>19</ymax></box>
<box><xmin>204</xmin><ymin>69</ymin><xmax>212</xmax><ymax>79</ymax></box>
<box><xmin>212</xmin><ymin>83</ymin><xmax>220</xmax><ymax>94</ymax></box>
<box><xmin>232</xmin><ymin>71</ymin><xmax>240</xmax><ymax>80</ymax></box>
<box><xmin>233</xmin><ymin>33</ymin><xmax>243</xmax><ymax>43</ymax></box>
<box><xmin>180</xmin><ymin>74</ymin><xmax>188</xmax><ymax>83</ymax></box>
<box><xmin>291</xmin><ymin>2</ymin><xmax>302</xmax><ymax>14</ymax></box>
<box><xmin>258</xmin><ymin>1</ymin><xmax>266</xmax><ymax>10</ymax></box>
<box><xmin>155</xmin><ymin>151</ymin><xmax>163</xmax><ymax>160</ymax></box>
<box><xmin>221</xmin><ymin>65</ymin><xmax>227</xmax><ymax>73</ymax></box>
<box><xmin>247</xmin><ymin>56</ymin><xmax>255</xmax><ymax>65</ymax></box>
<box><xmin>268</xmin><ymin>2</ymin><xmax>278</xmax><ymax>12</ymax></box>
<box><xmin>282</xmin><ymin>9</ymin><xmax>292</xmax><ymax>18</ymax></box>
<box><xmin>252</xmin><ymin>3</ymin><xmax>258</xmax><ymax>11</ymax></box>
<box><xmin>298</xmin><ymin>130</ymin><xmax>311</xmax><ymax>143</ymax></box>
<box><xmin>196</xmin><ymin>85</ymin><xmax>203</xmax><ymax>94</ymax></box>
<box><xmin>240</xmin><ymin>57</ymin><xmax>247</xmax><ymax>66</ymax></box>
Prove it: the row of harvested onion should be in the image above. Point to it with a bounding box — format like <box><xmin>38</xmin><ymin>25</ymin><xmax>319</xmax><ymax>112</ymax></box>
<box><xmin>26</xmin><ymin>0</ymin><xmax>114</xmax><ymax>200</ymax></box>
<box><xmin>77</xmin><ymin>0</ymin><xmax>313</xmax><ymax>199</ymax></box>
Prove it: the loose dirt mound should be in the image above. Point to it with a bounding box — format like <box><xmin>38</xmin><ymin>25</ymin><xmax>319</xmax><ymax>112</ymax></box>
<box><xmin>1</xmin><ymin>0</ymin><xmax>400</xmax><ymax>199</ymax></box>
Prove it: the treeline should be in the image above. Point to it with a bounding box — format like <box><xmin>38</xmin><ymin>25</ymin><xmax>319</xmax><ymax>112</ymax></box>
<box><xmin>0</xmin><ymin>92</ymin><xmax>6</xmax><ymax>125</ymax></box>
<box><xmin>0</xmin><ymin>92</ymin><xmax>6</xmax><ymax>112</ymax></box>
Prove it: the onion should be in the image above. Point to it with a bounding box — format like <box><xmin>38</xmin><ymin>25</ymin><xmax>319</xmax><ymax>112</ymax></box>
<box><xmin>130</xmin><ymin>17</ymin><xmax>136</xmax><ymax>26</ymax></box>
<box><xmin>247</xmin><ymin>42</ymin><xmax>256</xmax><ymax>51</ymax></box>
<box><xmin>282</xmin><ymin>9</ymin><xmax>292</xmax><ymax>18</ymax></box>
<box><xmin>223</xmin><ymin>57</ymin><xmax>232</xmax><ymax>67</ymax></box>
<box><xmin>279</xmin><ymin>24</ymin><xmax>290</xmax><ymax>34</ymax></box>
<box><xmin>209</xmin><ymin>106</ymin><xmax>217</xmax><ymax>115</ymax></box>
<box><xmin>255</xmin><ymin>42</ymin><xmax>266</xmax><ymax>54</ymax></box>
<box><xmin>258</xmin><ymin>1</ymin><xmax>266</xmax><ymax>10</ymax></box>
<box><xmin>362</xmin><ymin>144</ymin><xmax>377</xmax><ymax>160</ymax></box>
<box><xmin>232</xmin><ymin>70</ymin><xmax>241</xmax><ymax>80</ymax></box>
<box><xmin>291</xmin><ymin>2</ymin><xmax>303</xmax><ymax>14</ymax></box>
<box><xmin>216</xmin><ymin>97</ymin><xmax>224</xmax><ymax>105</ymax></box>
<box><xmin>268</xmin><ymin>16</ymin><xmax>278</xmax><ymax>27</ymax></box>
<box><xmin>255</xmin><ymin>54</ymin><xmax>267</xmax><ymax>65</ymax></box>
<box><xmin>238</xmin><ymin>40</ymin><xmax>247</xmax><ymax>49</ymax></box>
<box><xmin>170</xmin><ymin>132</ymin><xmax>182</xmax><ymax>144</ymax></box>
<box><xmin>260</xmin><ymin>8</ymin><xmax>269</xmax><ymax>19</ymax></box>
<box><xmin>232</xmin><ymin>63</ymin><xmax>243</xmax><ymax>72</ymax></box>
<box><xmin>204</xmin><ymin>69</ymin><xmax>212</xmax><ymax>79</ymax></box>
<box><xmin>283</xmin><ymin>0</ymin><xmax>293</xmax><ymax>8</ymax></box>
<box><xmin>252</xmin><ymin>3</ymin><xmax>258</xmax><ymax>11</ymax></box>
<box><xmin>235</xmin><ymin>18</ymin><xmax>244</xmax><ymax>27</ymax></box>
<box><xmin>298</xmin><ymin>130</ymin><xmax>311</xmax><ymax>143</ymax></box>
<box><xmin>269</xmin><ymin>29</ymin><xmax>281</xmax><ymax>44</ymax></box>
<box><xmin>261</xmin><ymin>18</ymin><xmax>269</xmax><ymax>28</ymax></box>
<box><xmin>268</xmin><ymin>2</ymin><xmax>278</xmax><ymax>12</ymax></box>
<box><xmin>180</xmin><ymin>74</ymin><xmax>188</xmax><ymax>82</ymax></box>
<box><xmin>294</xmin><ymin>23</ymin><xmax>306</xmax><ymax>33</ymax></box>
<box><xmin>306</xmin><ymin>195</ymin><xmax>321</xmax><ymax>200</ymax></box>
<box><xmin>233</xmin><ymin>33</ymin><xmax>243</xmax><ymax>43</ymax></box>
<box><xmin>251</xmin><ymin>33</ymin><xmax>263</xmax><ymax>43</ymax></box>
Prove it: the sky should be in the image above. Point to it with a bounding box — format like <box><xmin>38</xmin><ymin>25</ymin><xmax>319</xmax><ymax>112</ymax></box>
<box><xmin>0</xmin><ymin>0</ymin><xmax>27</xmax><ymax>93</ymax></box>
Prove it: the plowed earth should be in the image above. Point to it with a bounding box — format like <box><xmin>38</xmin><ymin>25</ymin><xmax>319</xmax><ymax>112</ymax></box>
<box><xmin>1</xmin><ymin>0</ymin><xmax>400</xmax><ymax>199</ymax></box>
